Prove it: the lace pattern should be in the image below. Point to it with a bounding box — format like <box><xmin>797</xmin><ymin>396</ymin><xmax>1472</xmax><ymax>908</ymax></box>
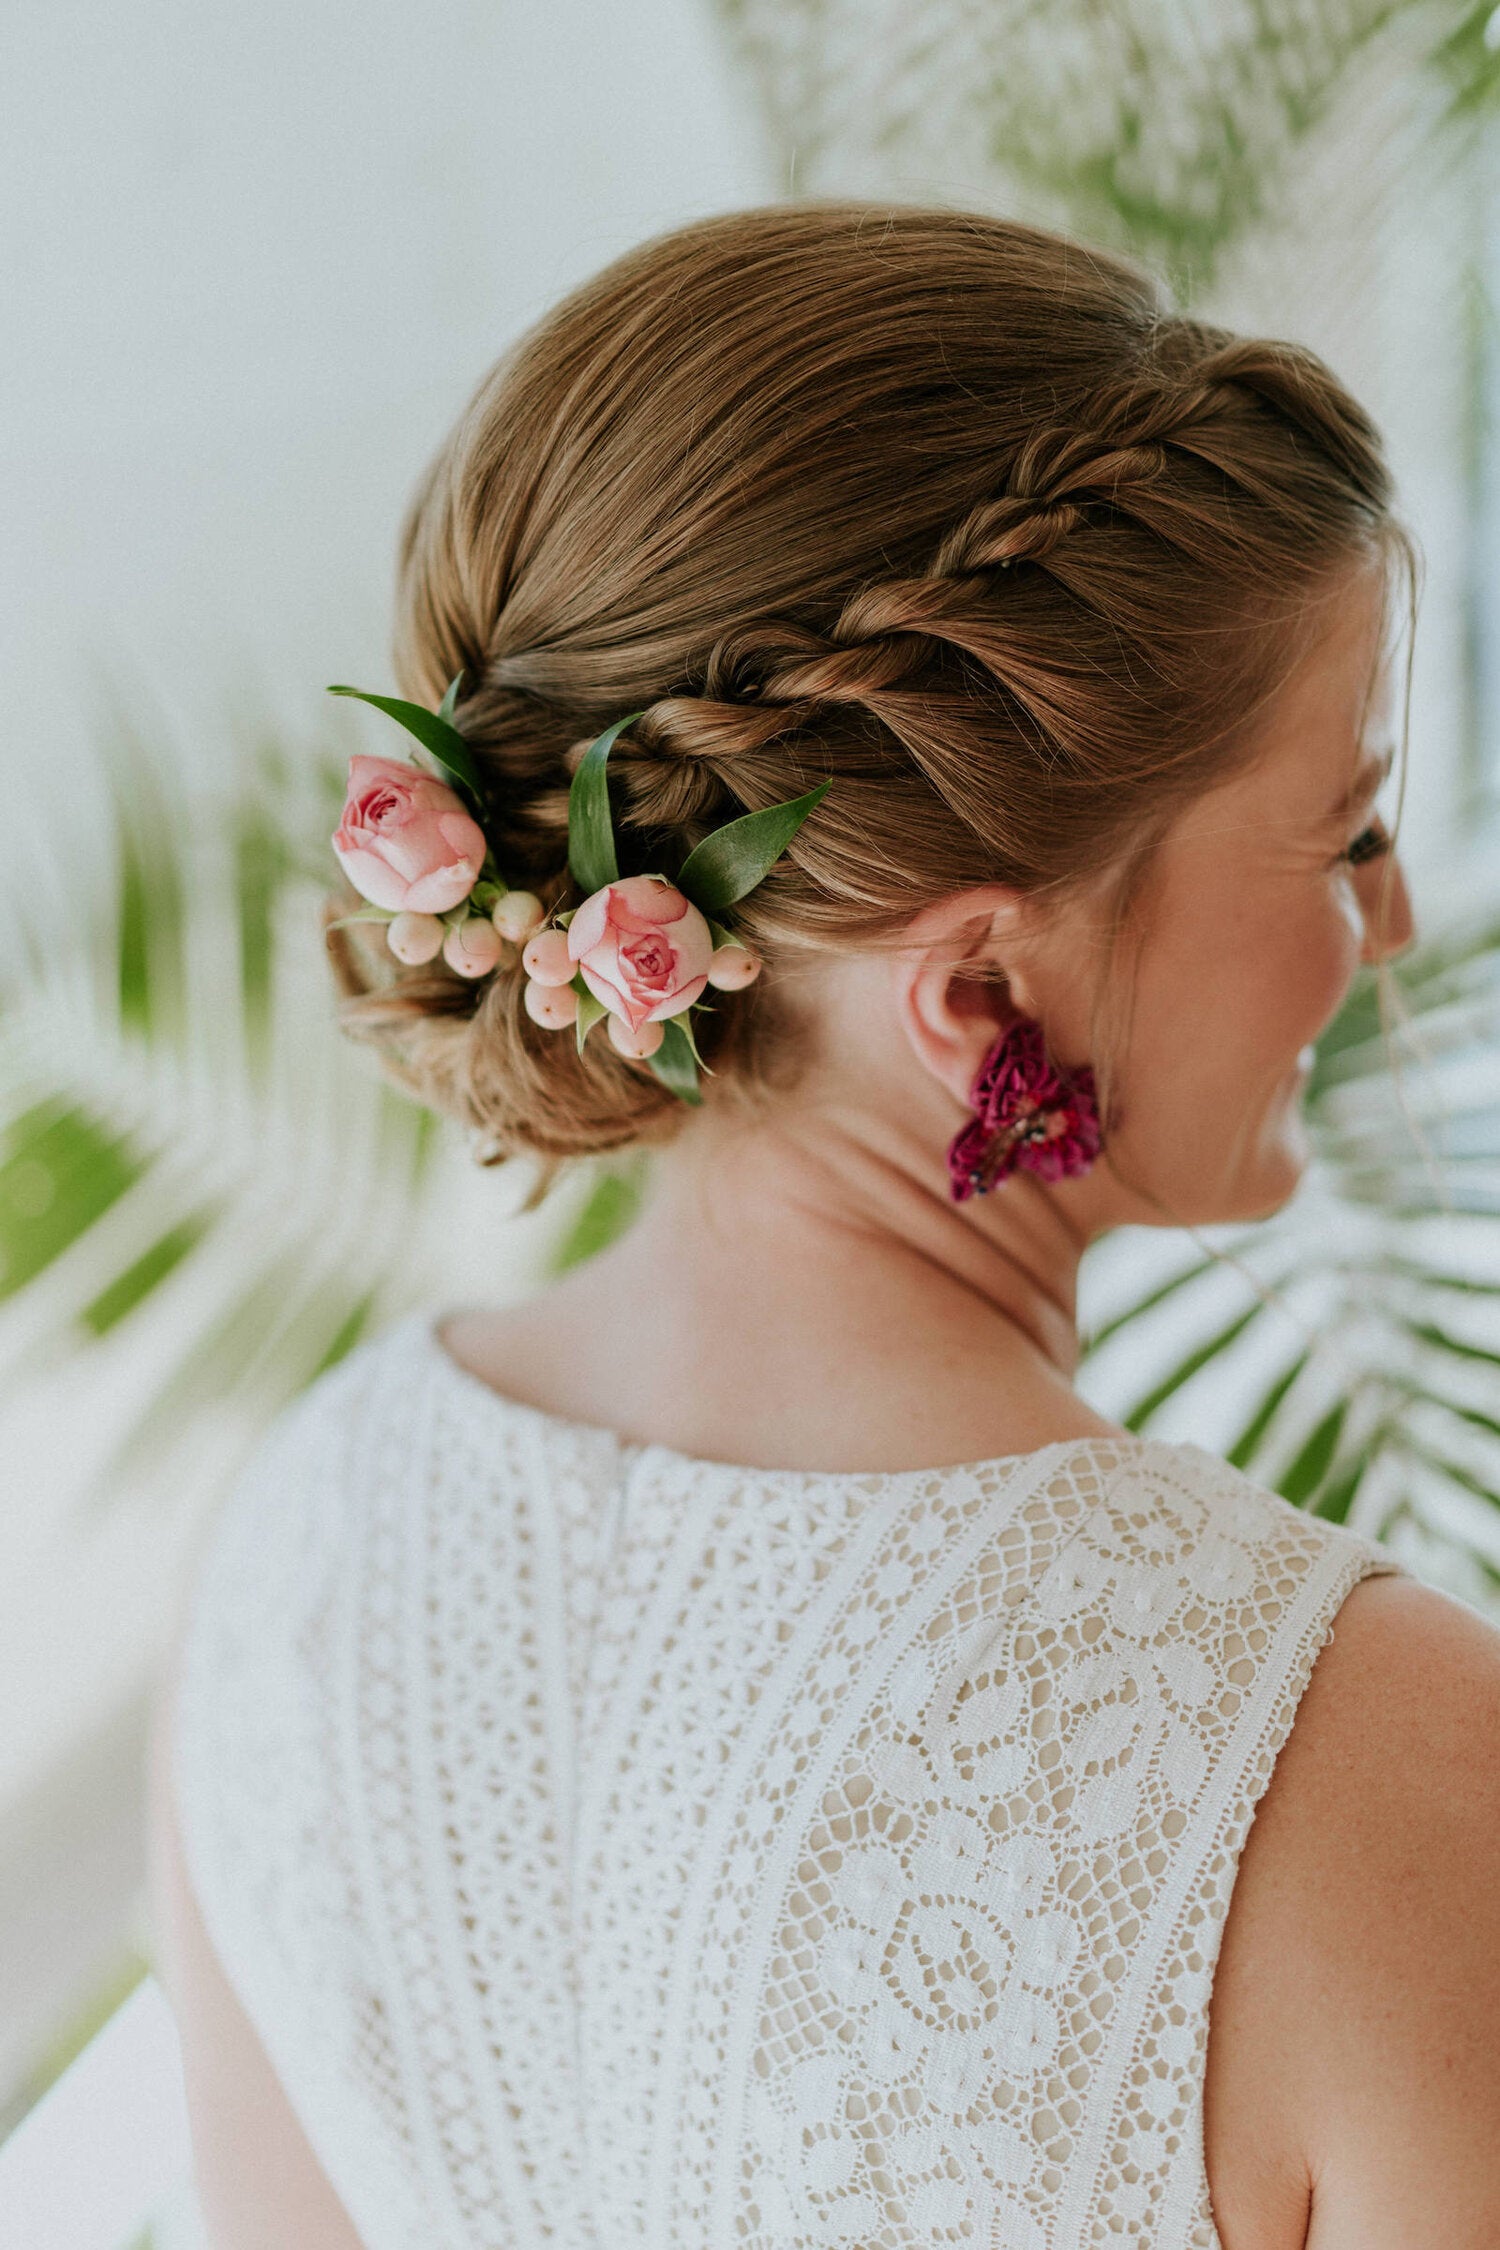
<box><xmin>172</xmin><ymin>1314</ymin><xmax>1398</xmax><ymax>2248</ymax></box>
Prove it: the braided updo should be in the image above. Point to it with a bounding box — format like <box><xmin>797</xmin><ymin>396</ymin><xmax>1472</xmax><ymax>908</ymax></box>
<box><xmin>328</xmin><ymin>201</ymin><xmax>1408</xmax><ymax>1177</ymax></box>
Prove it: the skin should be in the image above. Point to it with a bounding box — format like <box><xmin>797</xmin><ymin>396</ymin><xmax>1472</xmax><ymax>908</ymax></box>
<box><xmin>151</xmin><ymin>559</ymin><xmax>1500</xmax><ymax>2245</ymax></box>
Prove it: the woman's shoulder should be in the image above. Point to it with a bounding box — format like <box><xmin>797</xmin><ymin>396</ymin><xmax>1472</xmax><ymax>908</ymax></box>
<box><xmin>1205</xmin><ymin>1569</ymin><xmax>1500</xmax><ymax>2241</ymax></box>
<box><xmin>1019</xmin><ymin>1430</ymin><xmax>1398</xmax><ymax>1623</ymax></box>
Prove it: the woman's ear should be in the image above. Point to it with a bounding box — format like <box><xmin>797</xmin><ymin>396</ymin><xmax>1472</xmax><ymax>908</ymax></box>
<box><xmin>891</xmin><ymin>888</ymin><xmax>1042</xmax><ymax>1109</ymax></box>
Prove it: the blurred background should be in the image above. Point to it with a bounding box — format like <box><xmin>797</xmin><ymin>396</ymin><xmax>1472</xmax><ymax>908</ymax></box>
<box><xmin>5</xmin><ymin>1</ymin><xmax>1500</xmax><ymax>2241</ymax></box>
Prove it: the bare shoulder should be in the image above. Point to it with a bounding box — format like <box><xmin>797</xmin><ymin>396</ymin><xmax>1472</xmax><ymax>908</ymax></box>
<box><xmin>1205</xmin><ymin>1573</ymin><xmax>1500</xmax><ymax>2250</ymax></box>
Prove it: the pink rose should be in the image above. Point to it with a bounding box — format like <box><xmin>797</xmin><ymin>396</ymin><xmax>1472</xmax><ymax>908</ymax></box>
<box><xmin>332</xmin><ymin>755</ymin><xmax>486</xmax><ymax>913</ymax></box>
<box><xmin>566</xmin><ymin>875</ymin><xmax>714</xmax><ymax>1030</ymax></box>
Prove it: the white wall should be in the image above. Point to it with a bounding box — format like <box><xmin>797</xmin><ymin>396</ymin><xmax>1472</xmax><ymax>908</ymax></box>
<box><xmin>1</xmin><ymin>0</ymin><xmax>771</xmax><ymax>789</ymax></box>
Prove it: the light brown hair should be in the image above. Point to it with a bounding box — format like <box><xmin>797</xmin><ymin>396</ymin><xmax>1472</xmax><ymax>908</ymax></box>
<box><xmin>327</xmin><ymin>200</ymin><xmax>1409</xmax><ymax>1182</ymax></box>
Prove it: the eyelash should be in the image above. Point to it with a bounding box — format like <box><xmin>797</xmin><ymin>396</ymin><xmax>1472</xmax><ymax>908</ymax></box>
<box><xmin>1342</xmin><ymin>818</ymin><xmax>1391</xmax><ymax>868</ymax></box>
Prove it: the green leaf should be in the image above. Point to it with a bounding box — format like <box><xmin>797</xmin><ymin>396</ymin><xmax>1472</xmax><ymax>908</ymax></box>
<box><xmin>232</xmin><ymin>796</ymin><xmax>290</xmax><ymax>1077</ymax></box>
<box><xmin>1081</xmin><ymin>1254</ymin><xmax>1214</xmax><ymax>1353</ymax></box>
<box><xmin>310</xmin><ymin>1291</ymin><xmax>379</xmax><ymax>1381</ymax></box>
<box><xmin>574</xmin><ymin>980</ymin><xmax>609</xmax><ymax>1054</ymax></box>
<box><xmin>0</xmin><ymin>1101</ymin><xmax>145</xmax><ymax>1301</ymax></box>
<box><xmin>650</xmin><ymin>1016</ymin><xmax>703</xmax><ymax>1104</ymax></box>
<box><xmin>104</xmin><ymin>723</ymin><xmax>187</xmax><ymax>1049</ymax></box>
<box><xmin>706</xmin><ymin>918</ymin><xmax>738</xmax><ymax>953</ymax></box>
<box><xmin>327</xmin><ymin>685</ymin><xmax>486</xmax><ymax>804</ymax></box>
<box><xmin>568</xmin><ymin>713</ymin><xmax>641</xmax><ymax>894</ymax></box>
<box><xmin>79</xmin><ymin>1212</ymin><xmax>213</xmax><ymax>1336</ymax></box>
<box><xmin>1225</xmin><ymin>1352</ymin><xmax>1308</xmax><ymax>1470</ymax></box>
<box><xmin>669</xmin><ymin>1005</ymin><xmax>712</xmax><ymax>1072</ymax></box>
<box><xmin>436</xmin><ymin>672</ymin><xmax>464</xmax><ymax>728</ymax></box>
<box><xmin>675</xmin><ymin>779</ymin><xmax>832</xmax><ymax>914</ymax></box>
<box><xmin>1277</xmin><ymin>1401</ymin><xmax>1348</xmax><ymax>1508</ymax></box>
<box><xmin>1400</xmin><ymin>1444</ymin><xmax>1500</xmax><ymax>1516</ymax></box>
<box><xmin>1406</xmin><ymin>1317</ymin><xmax>1500</xmax><ymax>1370</ymax></box>
<box><xmin>1309</xmin><ymin>1447</ymin><xmax>1369</xmax><ymax>1526</ymax></box>
<box><xmin>549</xmin><ymin>1163</ymin><xmax>645</xmax><ymax>1274</ymax></box>
<box><xmin>1123</xmin><ymin>1302</ymin><xmax>1259</xmax><ymax>1431</ymax></box>
<box><xmin>1440</xmin><ymin>1400</ymin><xmax>1500</xmax><ymax>1444</ymax></box>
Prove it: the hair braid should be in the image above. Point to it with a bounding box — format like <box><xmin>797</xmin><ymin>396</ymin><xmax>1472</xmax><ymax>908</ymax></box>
<box><xmin>623</xmin><ymin>340</ymin><xmax>1379</xmax><ymax>847</ymax></box>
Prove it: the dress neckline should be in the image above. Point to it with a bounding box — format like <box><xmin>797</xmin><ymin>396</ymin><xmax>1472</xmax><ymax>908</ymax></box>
<box><xmin>413</xmin><ymin>1306</ymin><xmax>1144</xmax><ymax>1494</ymax></box>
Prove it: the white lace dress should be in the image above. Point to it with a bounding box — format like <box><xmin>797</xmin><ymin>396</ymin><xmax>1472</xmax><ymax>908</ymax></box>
<box><xmin>171</xmin><ymin>1310</ymin><xmax>1398</xmax><ymax>2250</ymax></box>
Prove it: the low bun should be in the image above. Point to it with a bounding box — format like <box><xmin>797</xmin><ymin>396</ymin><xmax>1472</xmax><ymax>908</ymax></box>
<box><xmin>328</xmin><ymin>201</ymin><xmax>1405</xmax><ymax>1179</ymax></box>
<box><xmin>326</xmin><ymin>893</ymin><xmax>701</xmax><ymax>1184</ymax></box>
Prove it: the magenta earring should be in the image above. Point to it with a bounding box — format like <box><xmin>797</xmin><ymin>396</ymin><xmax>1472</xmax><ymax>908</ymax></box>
<box><xmin>946</xmin><ymin>1018</ymin><xmax>1102</xmax><ymax>1202</ymax></box>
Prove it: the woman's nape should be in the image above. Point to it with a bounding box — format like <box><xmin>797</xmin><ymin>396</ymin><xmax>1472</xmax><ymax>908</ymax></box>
<box><xmin>441</xmin><ymin>559</ymin><xmax>1413</xmax><ymax>1481</ymax></box>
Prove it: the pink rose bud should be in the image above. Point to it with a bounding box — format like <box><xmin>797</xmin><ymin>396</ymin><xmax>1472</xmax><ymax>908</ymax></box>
<box><xmin>566</xmin><ymin>874</ymin><xmax>713</xmax><ymax>1031</ymax></box>
<box><xmin>333</xmin><ymin>756</ymin><xmax>487</xmax><ymax>914</ymax></box>
<box><xmin>522</xmin><ymin>927</ymin><xmax>575</xmax><ymax>986</ymax></box>
<box><xmin>386</xmin><ymin>911</ymin><xmax>445</xmax><ymax>965</ymax></box>
<box><xmin>443</xmin><ymin>918</ymin><xmax>503</xmax><ymax>978</ymax></box>
<box><xmin>524</xmin><ymin>977</ymin><xmax>578</xmax><ymax>1028</ymax></box>
<box><xmin>706</xmin><ymin>944</ymin><xmax>760</xmax><ymax>990</ymax></box>
<box><xmin>491</xmin><ymin>890</ymin><xmax>546</xmax><ymax>944</ymax></box>
<box><xmin>607</xmin><ymin>1015</ymin><xmax>665</xmax><ymax>1059</ymax></box>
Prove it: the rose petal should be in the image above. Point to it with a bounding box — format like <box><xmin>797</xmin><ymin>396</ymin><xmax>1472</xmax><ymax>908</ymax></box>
<box><xmin>644</xmin><ymin>973</ymin><xmax>709</xmax><ymax>1022</ymax></box>
<box><xmin>332</xmin><ymin>842</ymin><xmax>417</xmax><ymax>911</ymax></box>
<box><xmin>605</xmin><ymin>875</ymin><xmax>691</xmax><ymax>934</ymax></box>
<box><xmin>578</xmin><ymin>956</ymin><xmax>647</xmax><ymax>1028</ymax></box>
<box><xmin>405</xmin><ymin>861</ymin><xmax>484</xmax><ymax>913</ymax></box>
<box><xmin>567</xmin><ymin>886</ymin><xmax>613</xmax><ymax>960</ymax></box>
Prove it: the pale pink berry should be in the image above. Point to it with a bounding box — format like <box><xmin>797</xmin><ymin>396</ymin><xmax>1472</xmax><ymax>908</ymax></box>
<box><xmin>442</xmin><ymin>919</ymin><xmax>503</xmax><ymax>978</ymax></box>
<box><xmin>706</xmin><ymin>944</ymin><xmax>760</xmax><ymax>990</ymax></box>
<box><xmin>524</xmin><ymin>977</ymin><xmax>578</xmax><ymax>1028</ymax></box>
<box><xmin>522</xmin><ymin>927</ymin><xmax>575</xmax><ymax>985</ymax></box>
<box><xmin>491</xmin><ymin>889</ymin><xmax>545</xmax><ymax>944</ymax></box>
<box><xmin>386</xmin><ymin>911</ymin><xmax>444</xmax><ymax>965</ymax></box>
<box><xmin>606</xmin><ymin>1015</ymin><xmax>665</xmax><ymax>1059</ymax></box>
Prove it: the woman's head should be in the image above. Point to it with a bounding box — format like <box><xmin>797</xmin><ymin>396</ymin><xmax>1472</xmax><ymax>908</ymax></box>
<box><xmin>330</xmin><ymin>200</ymin><xmax>1413</xmax><ymax>1218</ymax></box>
<box><xmin>878</xmin><ymin>551</ymin><xmax>1412</xmax><ymax>1232</ymax></box>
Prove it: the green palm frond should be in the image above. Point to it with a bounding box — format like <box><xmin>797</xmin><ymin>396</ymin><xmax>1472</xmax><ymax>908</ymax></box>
<box><xmin>714</xmin><ymin>0</ymin><xmax>1463</xmax><ymax>294</ymax></box>
<box><xmin>0</xmin><ymin>700</ymin><xmax>443</xmax><ymax>1505</ymax></box>
<box><xmin>1433</xmin><ymin>1</ymin><xmax>1500</xmax><ymax>119</ymax></box>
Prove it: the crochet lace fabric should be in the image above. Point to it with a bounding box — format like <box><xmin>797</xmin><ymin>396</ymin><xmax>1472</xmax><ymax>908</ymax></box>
<box><xmin>172</xmin><ymin>1313</ymin><xmax>1398</xmax><ymax>2249</ymax></box>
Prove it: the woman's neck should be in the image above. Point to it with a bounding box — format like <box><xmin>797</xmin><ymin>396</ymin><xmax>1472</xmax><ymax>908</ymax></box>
<box><xmin>483</xmin><ymin>1094</ymin><xmax>1117</xmax><ymax>1473</ymax></box>
<box><xmin>635</xmin><ymin>1100</ymin><xmax>1087</xmax><ymax>1377</ymax></box>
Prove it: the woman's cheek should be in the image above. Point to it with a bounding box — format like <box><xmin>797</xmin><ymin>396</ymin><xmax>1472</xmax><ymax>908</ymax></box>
<box><xmin>1312</xmin><ymin>877</ymin><xmax>1369</xmax><ymax>1025</ymax></box>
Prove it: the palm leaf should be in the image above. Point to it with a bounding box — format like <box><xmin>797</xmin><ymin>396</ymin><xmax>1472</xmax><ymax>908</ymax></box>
<box><xmin>0</xmin><ymin>697</ymin><xmax>452</xmax><ymax>1510</ymax></box>
<box><xmin>713</xmin><ymin>0</ymin><xmax>1457</xmax><ymax>296</ymax></box>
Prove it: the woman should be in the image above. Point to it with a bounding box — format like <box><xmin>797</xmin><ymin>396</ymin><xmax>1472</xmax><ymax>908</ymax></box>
<box><xmin>151</xmin><ymin>204</ymin><xmax>1500</xmax><ymax>2248</ymax></box>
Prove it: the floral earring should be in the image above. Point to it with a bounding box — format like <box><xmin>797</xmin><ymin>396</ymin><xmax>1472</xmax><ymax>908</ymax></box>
<box><xmin>946</xmin><ymin>1018</ymin><xmax>1102</xmax><ymax>1202</ymax></box>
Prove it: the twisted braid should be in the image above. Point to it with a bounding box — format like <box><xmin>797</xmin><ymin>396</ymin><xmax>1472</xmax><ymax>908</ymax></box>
<box><xmin>619</xmin><ymin>335</ymin><xmax>1383</xmax><ymax>847</ymax></box>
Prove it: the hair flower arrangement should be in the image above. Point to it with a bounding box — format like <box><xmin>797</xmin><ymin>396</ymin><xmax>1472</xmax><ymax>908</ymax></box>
<box><xmin>327</xmin><ymin>681</ymin><xmax>831</xmax><ymax>1105</ymax></box>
